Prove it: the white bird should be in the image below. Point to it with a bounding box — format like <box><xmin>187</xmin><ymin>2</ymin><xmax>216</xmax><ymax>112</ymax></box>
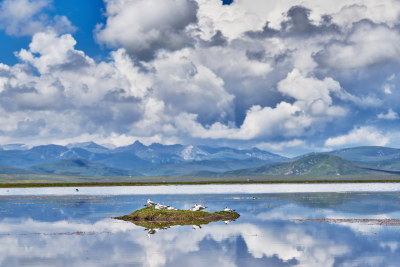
<box><xmin>147</xmin><ymin>199</ymin><xmax>156</xmax><ymax>207</ymax></box>
<box><xmin>155</xmin><ymin>203</ymin><xmax>168</xmax><ymax>210</ymax></box>
<box><xmin>192</xmin><ymin>225</ymin><xmax>202</xmax><ymax>230</ymax></box>
<box><xmin>224</xmin><ymin>220</ymin><xmax>230</xmax><ymax>224</ymax></box>
<box><xmin>192</xmin><ymin>204</ymin><xmax>207</xmax><ymax>211</ymax></box>
<box><xmin>224</xmin><ymin>207</ymin><xmax>235</xmax><ymax>212</ymax></box>
<box><xmin>167</xmin><ymin>206</ymin><xmax>177</xmax><ymax>210</ymax></box>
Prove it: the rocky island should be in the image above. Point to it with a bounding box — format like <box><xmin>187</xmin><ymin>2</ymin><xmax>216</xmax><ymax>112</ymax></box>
<box><xmin>115</xmin><ymin>200</ymin><xmax>240</xmax><ymax>229</ymax></box>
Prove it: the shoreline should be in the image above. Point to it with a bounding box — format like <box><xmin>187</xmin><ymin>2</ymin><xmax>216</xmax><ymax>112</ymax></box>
<box><xmin>1</xmin><ymin>179</ymin><xmax>400</xmax><ymax>188</ymax></box>
<box><xmin>2</xmin><ymin>182</ymin><xmax>400</xmax><ymax>196</ymax></box>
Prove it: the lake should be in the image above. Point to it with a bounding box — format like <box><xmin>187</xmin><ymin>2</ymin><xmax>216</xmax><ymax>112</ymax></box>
<box><xmin>1</xmin><ymin>184</ymin><xmax>400</xmax><ymax>266</ymax></box>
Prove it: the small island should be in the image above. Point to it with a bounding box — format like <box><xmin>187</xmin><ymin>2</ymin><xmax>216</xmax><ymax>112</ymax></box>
<box><xmin>115</xmin><ymin>205</ymin><xmax>240</xmax><ymax>229</ymax></box>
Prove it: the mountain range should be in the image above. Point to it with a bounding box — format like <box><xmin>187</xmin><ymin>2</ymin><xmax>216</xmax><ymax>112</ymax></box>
<box><xmin>1</xmin><ymin>142</ymin><xmax>400</xmax><ymax>177</ymax></box>
<box><xmin>0</xmin><ymin>141</ymin><xmax>286</xmax><ymax>176</ymax></box>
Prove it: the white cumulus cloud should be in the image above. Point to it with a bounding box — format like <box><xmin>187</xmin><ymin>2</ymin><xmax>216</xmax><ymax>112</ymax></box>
<box><xmin>325</xmin><ymin>126</ymin><xmax>390</xmax><ymax>147</ymax></box>
<box><xmin>378</xmin><ymin>109</ymin><xmax>399</xmax><ymax>120</ymax></box>
<box><xmin>317</xmin><ymin>21</ymin><xmax>400</xmax><ymax>69</ymax></box>
<box><xmin>0</xmin><ymin>0</ymin><xmax>75</xmax><ymax>36</ymax></box>
<box><xmin>96</xmin><ymin>0</ymin><xmax>198</xmax><ymax>60</ymax></box>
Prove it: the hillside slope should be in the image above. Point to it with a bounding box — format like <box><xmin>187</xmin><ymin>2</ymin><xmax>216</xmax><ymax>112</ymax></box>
<box><xmin>328</xmin><ymin>146</ymin><xmax>400</xmax><ymax>162</ymax></box>
<box><xmin>224</xmin><ymin>154</ymin><xmax>378</xmax><ymax>176</ymax></box>
<box><xmin>28</xmin><ymin>159</ymin><xmax>141</xmax><ymax>176</ymax></box>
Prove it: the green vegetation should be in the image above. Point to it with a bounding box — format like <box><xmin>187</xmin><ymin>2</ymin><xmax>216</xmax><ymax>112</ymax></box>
<box><xmin>115</xmin><ymin>207</ymin><xmax>240</xmax><ymax>228</ymax></box>
<box><xmin>1</xmin><ymin>173</ymin><xmax>400</xmax><ymax>188</ymax></box>
<box><xmin>224</xmin><ymin>154</ymin><xmax>388</xmax><ymax>176</ymax></box>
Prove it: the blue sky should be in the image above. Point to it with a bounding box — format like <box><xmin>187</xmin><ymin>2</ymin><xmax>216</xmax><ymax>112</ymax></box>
<box><xmin>0</xmin><ymin>0</ymin><xmax>106</xmax><ymax>64</ymax></box>
<box><xmin>0</xmin><ymin>0</ymin><xmax>399</xmax><ymax>156</ymax></box>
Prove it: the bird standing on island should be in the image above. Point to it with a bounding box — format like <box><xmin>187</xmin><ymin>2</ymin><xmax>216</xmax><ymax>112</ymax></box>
<box><xmin>155</xmin><ymin>203</ymin><xmax>168</xmax><ymax>210</ymax></box>
<box><xmin>224</xmin><ymin>207</ymin><xmax>235</xmax><ymax>212</ymax></box>
<box><xmin>192</xmin><ymin>204</ymin><xmax>207</xmax><ymax>211</ymax></box>
<box><xmin>146</xmin><ymin>199</ymin><xmax>156</xmax><ymax>207</ymax></box>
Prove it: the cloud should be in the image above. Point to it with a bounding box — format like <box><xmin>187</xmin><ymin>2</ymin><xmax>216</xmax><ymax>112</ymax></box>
<box><xmin>234</xmin><ymin>0</ymin><xmax>400</xmax><ymax>30</ymax></box>
<box><xmin>175</xmin><ymin>70</ymin><xmax>347</xmax><ymax>141</ymax></box>
<box><xmin>316</xmin><ymin>20</ymin><xmax>400</xmax><ymax>69</ymax></box>
<box><xmin>277</xmin><ymin>69</ymin><xmax>341</xmax><ymax>108</ymax></box>
<box><xmin>382</xmin><ymin>74</ymin><xmax>396</xmax><ymax>95</ymax></box>
<box><xmin>96</xmin><ymin>0</ymin><xmax>198</xmax><ymax>61</ymax></box>
<box><xmin>0</xmin><ymin>32</ymin><xmax>153</xmax><ymax>142</ymax></box>
<box><xmin>331</xmin><ymin>2</ymin><xmax>400</xmax><ymax>28</ymax></box>
<box><xmin>0</xmin><ymin>0</ymin><xmax>75</xmax><ymax>36</ymax></box>
<box><xmin>2</xmin><ymin>1</ymin><xmax>400</xmax><ymax>152</ymax></box>
<box><xmin>256</xmin><ymin>139</ymin><xmax>306</xmax><ymax>154</ymax></box>
<box><xmin>378</xmin><ymin>109</ymin><xmax>399</xmax><ymax>120</ymax></box>
<box><xmin>0</xmin><ymin>218</ymin><xmax>348</xmax><ymax>267</ymax></box>
<box><xmin>195</xmin><ymin>0</ymin><xmax>265</xmax><ymax>41</ymax></box>
<box><xmin>17</xmin><ymin>31</ymin><xmax>93</xmax><ymax>74</ymax></box>
<box><xmin>324</xmin><ymin>126</ymin><xmax>390</xmax><ymax>147</ymax></box>
<box><xmin>0</xmin><ymin>31</ymin><xmax>238</xmax><ymax>147</ymax></box>
<box><xmin>150</xmin><ymin>48</ymin><xmax>235</xmax><ymax>124</ymax></box>
<box><xmin>194</xmin><ymin>70</ymin><xmax>347</xmax><ymax>141</ymax></box>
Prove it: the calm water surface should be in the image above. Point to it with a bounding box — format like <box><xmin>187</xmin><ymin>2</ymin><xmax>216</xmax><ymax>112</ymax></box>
<box><xmin>1</xmin><ymin>188</ymin><xmax>400</xmax><ymax>266</ymax></box>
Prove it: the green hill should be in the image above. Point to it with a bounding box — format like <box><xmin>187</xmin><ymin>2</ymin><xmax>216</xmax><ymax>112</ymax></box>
<box><xmin>225</xmin><ymin>154</ymin><xmax>377</xmax><ymax>176</ymax></box>
<box><xmin>361</xmin><ymin>159</ymin><xmax>400</xmax><ymax>170</ymax></box>
<box><xmin>28</xmin><ymin>159</ymin><xmax>141</xmax><ymax>176</ymax></box>
<box><xmin>0</xmin><ymin>164</ymin><xmax>29</xmax><ymax>174</ymax></box>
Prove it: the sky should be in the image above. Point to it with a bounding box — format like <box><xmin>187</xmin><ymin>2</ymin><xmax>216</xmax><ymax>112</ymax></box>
<box><xmin>0</xmin><ymin>0</ymin><xmax>400</xmax><ymax>156</ymax></box>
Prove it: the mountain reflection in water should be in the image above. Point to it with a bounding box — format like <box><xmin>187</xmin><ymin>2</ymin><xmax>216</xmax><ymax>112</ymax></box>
<box><xmin>0</xmin><ymin>192</ymin><xmax>400</xmax><ymax>266</ymax></box>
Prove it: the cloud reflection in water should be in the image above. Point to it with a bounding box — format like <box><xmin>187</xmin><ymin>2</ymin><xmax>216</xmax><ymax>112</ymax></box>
<box><xmin>0</xmin><ymin>193</ymin><xmax>400</xmax><ymax>266</ymax></box>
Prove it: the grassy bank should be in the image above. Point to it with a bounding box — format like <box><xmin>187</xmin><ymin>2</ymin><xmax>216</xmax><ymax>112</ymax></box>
<box><xmin>1</xmin><ymin>178</ymin><xmax>400</xmax><ymax>188</ymax></box>
<box><xmin>1</xmin><ymin>173</ymin><xmax>400</xmax><ymax>188</ymax></box>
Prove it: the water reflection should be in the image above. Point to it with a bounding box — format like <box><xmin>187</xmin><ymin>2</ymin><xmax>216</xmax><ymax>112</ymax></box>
<box><xmin>0</xmin><ymin>192</ymin><xmax>400</xmax><ymax>266</ymax></box>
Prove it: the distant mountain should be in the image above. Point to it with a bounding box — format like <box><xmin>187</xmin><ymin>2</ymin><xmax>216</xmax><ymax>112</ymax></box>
<box><xmin>0</xmin><ymin>144</ymin><xmax>69</xmax><ymax>168</ymax></box>
<box><xmin>328</xmin><ymin>146</ymin><xmax>400</xmax><ymax>162</ymax></box>
<box><xmin>66</xmin><ymin>142</ymin><xmax>110</xmax><ymax>153</ymax></box>
<box><xmin>136</xmin><ymin>158</ymin><xmax>271</xmax><ymax>176</ymax></box>
<box><xmin>198</xmin><ymin>146</ymin><xmax>286</xmax><ymax>161</ymax></box>
<box><xmin>224</xmin><ymin>154</ymin><xmax>378</xmax><ymax>176</ymax></box>
<box><xmin>3</xmin><ymin>143</ymin><xmax>400</xmax><ymax>177</ymax></box>
<box><xmin>0</xmin><ymin>164</ymin><xmax>29</xmax><ymax>174</ymax></box>
<box><xmin>0</xmin><ymin>141</ymin><xmax>287</xmax><ymax>176</ymax></box>
<box><xmin>352</xmin><ymin>158</ymin><xmax>400</xmax><ymax>171</ymax></box>
<box><xmin>0</xmin><ymin>144</ymin><xmax>29</xmax><ymax>151</ymax></box>
<box><xmin>116</xmin><ymin>142</ymin><xmax>287</xmax><ymax>164</ymax></box>
<box><xmin>28</xmin><ymin>158</ymin><xmax>141</xmax><ymax>176</ymax></box>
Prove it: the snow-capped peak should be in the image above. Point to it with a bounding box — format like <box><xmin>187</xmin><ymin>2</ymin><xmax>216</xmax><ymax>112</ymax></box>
<box><xmin>180</xmin><ymin>145</ymin><xmax>208</xmax><ymax>160</ymax></box>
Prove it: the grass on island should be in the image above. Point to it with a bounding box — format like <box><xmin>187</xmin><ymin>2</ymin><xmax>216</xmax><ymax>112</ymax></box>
<box><xmin>115</xmin><ymin>207</ymin><xmax>240</xmax><ymax>228</ymax></box>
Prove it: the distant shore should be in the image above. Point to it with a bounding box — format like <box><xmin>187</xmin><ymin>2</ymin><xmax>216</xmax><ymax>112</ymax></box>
<box><xmin>2</xmin><ymin>183</ymin><xmax>400</xmax><ymax>196</ymax></box>
<box><xmin>1</xmin><ymin>173</ymin><xmax>400</xmax><ymax>188</ymax></box>
<box><xmin>1</xmin><ymin>179</ymin><xmax>400</xmax><ymax>188</ymax></box>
